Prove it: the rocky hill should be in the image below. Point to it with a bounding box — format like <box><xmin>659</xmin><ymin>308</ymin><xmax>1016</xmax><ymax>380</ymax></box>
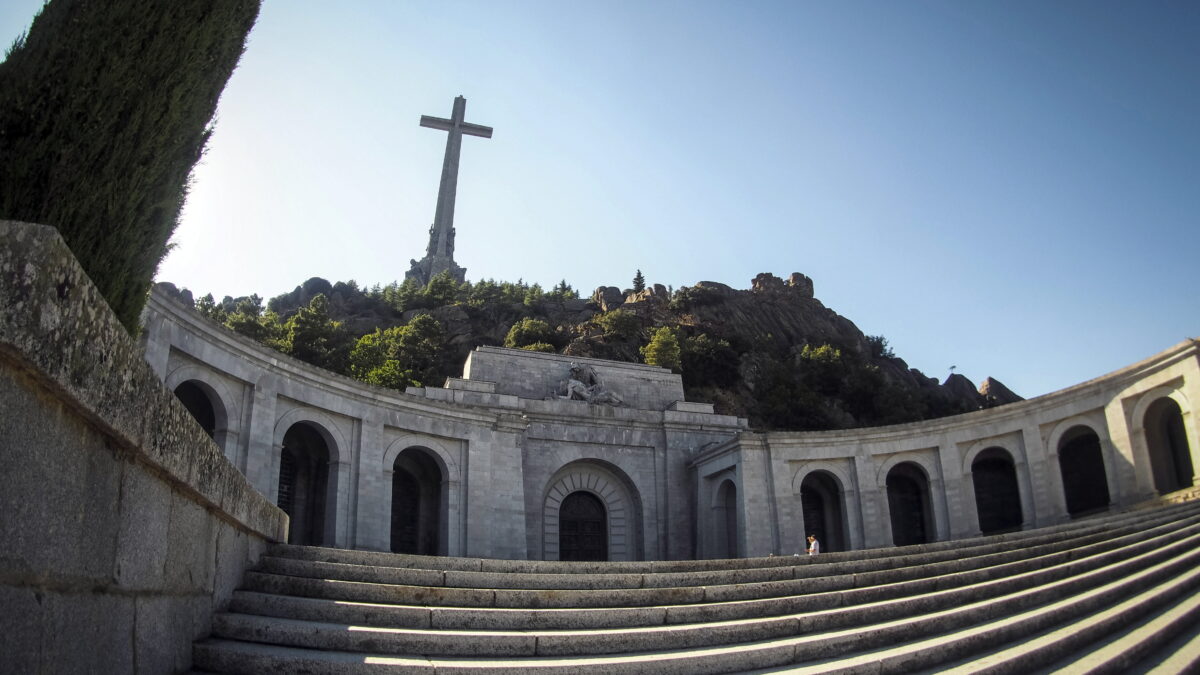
<box><xmin>162</xmin><ymin>271</ymin><xmax>1021</xmax><ymax>431</ymax></box>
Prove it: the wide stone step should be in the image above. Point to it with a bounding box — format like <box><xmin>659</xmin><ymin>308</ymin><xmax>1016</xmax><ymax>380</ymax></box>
<box><xmin>758</xmin><ymin>547</ymin><xmax>1200</xmax><ymax>674</ymax></box>
<box><xmin>1028</xmin><ymin>582</ymin><xmax>1200</xmax><ymax>674</ymax></box>
<box><xmin>237</xmin><ymin>514</ymin><xmax>1200</xmax><ymax>613</ymax></box>
<box><xmin>209</xmin><ymin>531</ymin><xmax>1200</xmax><ymax>659</ymax></box>
<box><xmin>256</xmin><ymin>508</ymin><xmax>1196</xmax><ymax>597</ymax></box>
<box><xmin>264</xmin><ymin>501</ymin><xmax>1200</xmax><ymax>577</ymax></box>
<box><xmin>229</xmin><ymin>520</ymin><xmax>1200</xmax><ymax>630</ymax></box>
<box><xmin>194</xmin><ymin>540</ymin><xmax>1200</xmax><ymax>673</ymax></box>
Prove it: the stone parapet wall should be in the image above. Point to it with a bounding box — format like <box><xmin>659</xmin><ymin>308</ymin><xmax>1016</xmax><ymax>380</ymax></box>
<box><xmin>0</xmin><ymin>221</ymin><xmax>288</xmax><ymax>673</ymax></box>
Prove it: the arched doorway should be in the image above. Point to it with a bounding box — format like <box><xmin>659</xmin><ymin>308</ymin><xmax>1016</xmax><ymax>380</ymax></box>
<box><xmin>173</xmin><ymin>381</ymin><xmax>216</xmax><ymax>439</ymax></box>
<box><xmin>1057</xmin><ymin>426</ymin><xmax>1110</xmax><ymax>516</ymax></box>
<box><xmin>1145</xmin><ymin>397</ymin><xmax>1195</xmax><ymax>495</ymax></box>
<box><xmin>800</xmin><ymin>471</ymin><xmax>846</xmax><ymax>552</ymax></box>
<box><xmin>712</xmin><ymin>479</ymin><xmax>738</xmax><ymax>558</ymax></box>
<box><xmin>277</xmin><ymin>422</ymin><xmax>332</xmax><ymax>546</ymax></box>
<box><xmin>972</xmin><ymin>447</ymin><xmax>1023</xmax><ymax>534</ymax></box>
<box><xmin>542</xmin><ymin>460</ymin><xmax>643</xmax><ymax>561</ymax></box>
<box><xmin>886</xmin><ymin>462</ymin><xmax>933</xmax><ymax>546</ymax></box>
<box><xmin>559</xmin><ymin>491</ymin><xmax>607</xmax><ymax>561</ymax></box>
<box><xmin>391</xmin><ymin>448</ymin><xmax>444</xmax><ymax>555</ymax></box>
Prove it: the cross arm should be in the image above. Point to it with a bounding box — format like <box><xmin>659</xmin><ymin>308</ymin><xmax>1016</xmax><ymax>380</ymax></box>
<box><xmin>460</xmin><ymin>122</ymin><xmax>493</xmax><ymax>139</ymax></box>
<box><xmin>420</xmin><ymin>116</ymin><xmax>493</xmax><ymax>139</ymax></box>
<box><xmin>420</xmin><ymin>115</ymin><xmax>453</xmax><ymax>131</ymax></box>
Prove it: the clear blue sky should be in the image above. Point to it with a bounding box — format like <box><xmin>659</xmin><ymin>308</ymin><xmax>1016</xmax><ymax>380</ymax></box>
<box><xmin>3</xmin><ymin>1</ymin><xmax>1197</xmax><ymax>398</ymax></box>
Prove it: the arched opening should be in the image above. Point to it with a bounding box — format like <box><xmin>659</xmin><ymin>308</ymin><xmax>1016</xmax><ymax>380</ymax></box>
<box><xmin>559</xmin><ymin>491</ymin><xmax>608</xmax><ymax>561</ymax></box>
<box><xmin>1057</xmin><ymin>426</ymin><xmax>1110</xmax><ymax>516</ymax></box>
<box><xmin>972</xmin><ymin>447</ymin><xmax>1023</xmax><ymax>534</ymax></box>
<box><xmin>800</xmin><ymin>471</ymin><xmax>846</xmax><ymax>552</ymax></box>
<box><xmin>173</xmin><ymin>381</ymin><xmax>216</xmax><ymax>439</ymax></box>
<box><xmin>277</xmin><ymin>422</ymin><xmax>332</xmax><ymax>546</ymax></box>
<box><xmin>1145</xmin><ymin>397</ymin><xmax>1195</xmax><ymax>495</ymax></box>
<box><xmin>543</xmin><ymin>460</ymin><xmax>643</xmax><ymax>562</ymax></box>
<box><xmin>391</xmin><ymin>447</ymin><xmax>445</xmax><ymax>555</ymax></box>
<box><xmin>886</xmin><ymin>462</ymin><xmax>933</xmax><ymax>546</ymax></box>
<box><xmin>712</xmin><ymin>479</ymin><xmax>738</xmax><ymax>558</ymax></box>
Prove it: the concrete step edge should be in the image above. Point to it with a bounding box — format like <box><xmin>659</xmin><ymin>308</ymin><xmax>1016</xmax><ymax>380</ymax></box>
<box><xmin>195</xmin><ymin>546</ymin><xmax>1200</xmax><ymax>673</ymax></box>
<box><xmin>251</xmin><ymin>511</ymin><xmax>1200</xmax><ymax>594</ymax></box>
<box><xmin>263</xmin><ymin>502</ymin><xmax>1200</xmax><ymax>574</ymax></box>
<box><xmin>227</xmin><ymin>523</ymin><xmax>1200</xmax><ymax>629</ymax></box>
<box><xmin>210</xmin><ymin>538</ymin><xmax>1200</xmax><ymax>658</ymax></box>
<box><xmin>237</xmin><ymin>522</ymin><xmax>1200</xmax><ymax>613</ymax></box>
<box><xmin>1035</xmin><ymin>582</ymin><xmax>1200</xmax><ymax>674</ymax></box>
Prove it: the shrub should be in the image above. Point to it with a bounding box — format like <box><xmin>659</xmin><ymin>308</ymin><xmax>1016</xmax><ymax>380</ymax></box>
<box><xmin>505</xmin><ymin>318</ymin><xmax>554</xmax><ymax>348</ymax></box>
<box><xmin>595</xmin><ymin>309</ymin><xmax>640</xmax><ymax>341</ymax></box>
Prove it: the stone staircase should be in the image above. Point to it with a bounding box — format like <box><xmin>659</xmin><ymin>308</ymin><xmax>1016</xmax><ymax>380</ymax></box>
<box><xmin>193</xmin><ymin>502</ymin><xmax>1200</xmax><ymax>674</ymax></box>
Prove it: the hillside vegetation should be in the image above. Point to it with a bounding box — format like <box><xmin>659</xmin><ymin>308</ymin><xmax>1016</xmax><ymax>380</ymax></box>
<box><xmin>160</xmin><ymin>270</ymin><xmax>1019</xmax><ymax>431</ymax></box>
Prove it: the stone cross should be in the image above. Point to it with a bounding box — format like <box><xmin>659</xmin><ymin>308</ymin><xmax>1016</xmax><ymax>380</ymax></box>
<box><xmin>420</xmin><ymin>95</ymin><xmax>492</xmax><ymax>261</ymax></box>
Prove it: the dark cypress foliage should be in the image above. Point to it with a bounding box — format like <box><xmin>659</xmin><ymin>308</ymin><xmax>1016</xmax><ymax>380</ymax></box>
<box><xmin>0</xmin><ymin>0</ymin><xmax>261</xmax><ymax>332</ymax></box>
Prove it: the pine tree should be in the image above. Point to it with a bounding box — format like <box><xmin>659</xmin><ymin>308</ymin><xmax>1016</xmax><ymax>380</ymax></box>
<box><xmin>0</xmin><ymin>1</ymin><xmax>261</xmax><ymax>332</ymax></box>
<box><xmin>633</xmin><ymin>270</ymin><xmax>646</xmax><ymax>293</ymax></box>
<box><xmin>279</xmin><ymin>294</ymin><xmax>348</xmax><ymax>373</ymax></box>
<box><xmin>641</xmin><ymin>326</ymin><xmax>681</xmax><ymax>372</ymax></box>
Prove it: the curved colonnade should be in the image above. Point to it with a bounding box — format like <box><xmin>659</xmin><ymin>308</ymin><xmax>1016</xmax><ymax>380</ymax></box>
<box><xmin>142</xmin><ymin>290</ymin><xmax>1199</xmax><ymax>561</ymax></box>
<box><xmin>696</xmin><ymin>345</ymin><xmax>1199</xmax><ymax>557</ymax></box>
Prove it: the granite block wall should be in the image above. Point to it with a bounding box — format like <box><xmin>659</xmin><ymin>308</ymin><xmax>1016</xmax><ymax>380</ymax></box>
<box><xmin>0</xmin><ymin>221</ymin><xmax>287</xmax><ymax>673</ymax></box>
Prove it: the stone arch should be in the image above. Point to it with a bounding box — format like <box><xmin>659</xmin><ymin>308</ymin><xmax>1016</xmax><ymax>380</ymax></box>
<box><xmin>382</xmin><ymin>434</ymin><xmax>458</xmax><ymax>479</ymax></box>
<box><xmin>277</xmin><ymin>421</ymin><xmax>334</xmax><ymax>546</ymax></box>
<box><xmin>389</xmin><ymin>447</ymin><xmax>445</xmax><ymax>555</ymax></box>
<box><xmin>712</xmin><ymin>478</ymin><xmax>739</xmax><ymax>559</ymax></box>
<box><xmin>1142</xmin><ymin>395</ymin><xmax>1196</xmax><ymax>494</ymax></box>
<box><xmin>1054</xmin><ymin>424</ymin><xmax>1111</xmax><ymax>516</ymax></box>
<box><xmin>271</xmin><ymin>408</ymin><xmax>349</xmax><ymax>547</ymax></box>
<box><xmin>382</xmin><ymin>434</ymin><xmax>463</xmax><ymax>557</ymax></box>
<box><xmin>885</xmin><ymin>461</ymin><xmax>934</xmax><ymax>546</ymax></box>
<box><xmin>164</xmin><ymin>365</ymin><xmax>239</xmax><ymax>460</ymax></box>
<box><xmin>969</xmin><ymin>446</ymin><xmax>1024</xmax><ymax>534</ymax></box>
<box><xmin>542</xmin><ymin>460</ymin><xmax>642</xmax><ymax>561</ymax></box>
<box><xmin>796</xmin><ymin>469</ymin><xmax>849</xmax><ymax>553</ymax></box>
<box><xmin>790</xmin><ymin>461</ymin><xmax>860</xmax><ymax>551</ymax></box>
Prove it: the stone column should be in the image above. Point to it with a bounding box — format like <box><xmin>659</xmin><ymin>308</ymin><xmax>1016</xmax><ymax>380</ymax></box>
<box><xmin>937</xmin><ymin>439</ymin><xmax>976</xmax><ymax>539</ymax></box>
<box><xmin>928</xmin><ymin>475</ymin><xmax>951</xmax><ymax>541</ymax></box>
<box><xmin>770</xmin><ymin>450</ymin><xmax>804</xmax><ymax>555</ymax></box>
<box><xmin>738</xmin><ymin>438</ymin><xmax>777</xmax><ymax>557</ymax></box>
<box><xmin>853</xmin><ymin>454</ymin><xmax>888</xmax><ymax>549</ymax></box>
<box><xmin>463</xmin><ymin>415</ymin><xmax>528</xmax><ymax>559</ymax></box>
<box><xmin>139</xmin><ymin>310</ymin><xmax>171</xmax><ymax>380</ymax></box>
<box><xmin>1105</xmin><ymin>397</ymin><xmax>1157</xmax><ymax>502</ymax></box>
<box><xmin>354</xmin><ymin>418</ymin><xmax>388</xmax><ymax>551</ymax></box>
<box><xmin>243</xmin><ymin>376</ymin><xmax>279</xmax><ymax>501</ymax></box>
<box><xmin>330</xmin><ymin>421</ymin><xmax>360</xmax><ymax>550</ymax></box>
<box><xmin>1021</xmin><ymin>425</ymin><xmax>1064</xmax><ymax>527</ymax></box>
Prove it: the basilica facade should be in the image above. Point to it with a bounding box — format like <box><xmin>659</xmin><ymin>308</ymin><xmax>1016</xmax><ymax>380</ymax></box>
<box><xmin>141</xmin><ymin>288</ymin><xmax>1200</xmax><ymax>561</ymax></box>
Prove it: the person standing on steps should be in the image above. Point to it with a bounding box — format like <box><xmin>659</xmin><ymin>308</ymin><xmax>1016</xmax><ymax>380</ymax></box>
<box><xmin>807</xmin><ymin>534</ymin><xmax>820</xmax><ymax>555</ymax></box>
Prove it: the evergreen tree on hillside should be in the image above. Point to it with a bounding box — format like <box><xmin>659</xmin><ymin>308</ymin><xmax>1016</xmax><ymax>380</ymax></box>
<box><xmin>279</xmin><ymin>294</ymin><xmax>349</xmax><ymax>373</ymax></box>
<box><xmin>641</xmin><ymin>326</ymin><xmax>681</xmax><ymax>372</ymax></box>
<box><xmin>0</xmin><ymin>0</ymin><xmax>260</xmax><ymax>332</ymax></box>
<box><xmin>504</xmin><ymin>318</ymin><xmax>554</xmax><ymax>349</ymax></box>
<box><xmin>632</xmin><ymin>270</ymin><xmax>645</xmax><ymax>293</ymax></box>
<box><xmin>349</xmin><ymin>314</ymin><xmax>445</xmax><ymax>389</ymax></box>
